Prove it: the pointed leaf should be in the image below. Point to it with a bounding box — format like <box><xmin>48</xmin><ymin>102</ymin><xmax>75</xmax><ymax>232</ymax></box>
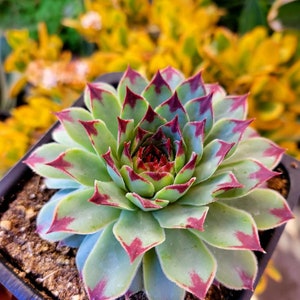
<box><xmin>218</xmin><ymin>159</ymin><xmax>279</xmax><ymax>198</ymax></box>
<box><xmin>154</xmin><ymin>177</ymin><xmax>196</xmax><ymax>202</ymax></box>
<box><xmin>182</xmin><ymin>121</ymin><xmax>205</xmax><ymax>160</ymax></box>
<box><xmin>185</xmin><ymin>94</ymin><xmax>213</xmax><ymax>134</ymax></box>
<box><xmin>153</xmin><ymin>204</ymin><xmax>209</xmax><ymax>231</ymax></box>
<box><xmin>174</xmin><ymin>152</ymin><xmax>198</xmax><ymax>184</ymax></box>
<box><xmin>193</xmin><ymin>202</ymin><xmax>263</xmax><ymax>251</ymax></box>
<box><xmin>207</xmin><ymin>246</ymin><xmax>257</xmax><ymax>290</ymax></box>
<box><xmin>223</xmin><ymin>137</ymin><xmax>285</xmax><ymax>169</ymax></box>
<box><xmin>205</xmin><ymin>118</ymin><xmax>253</xmax><ymax>146</ymax></box>
<box><xmin>89</xmin><ymin>181</ymin><xmax>135</xmax><ymax>210</ymax></box>
<box><xmin>144</xmin><ymin>249</ymin><xmax>185</xmax><ymax>300</ymax></box>
<box><xmin>118</xmin><ymin>66</ymin><xmax>148</xmax><ymax>100</ymax></box>
<box><xmin>142</xmin><ymin>71</ymin><xmax>173</xmax><ymax>107</ymax></box>
<box><xmin>140</xmin><ymin>171</ymin><xmax>174</xmax><ymax>192</ymax></box>
<box><xmin>82</xmin><ymin>224</ymin><xmax>142</xmax><ymax>300</ymax></box>
<box><xmin>120</xmin><ymin>165</ymin><xmax>155</xmax><ymax>198</ymax></box>
<box><xmin>174</xmin><ymin>140</ymin><xmax>186</xmax><ymax>173</ymax></box>
<box><xmin>156</xmin><ymin>229</ymin><xmax>216</xmax><ymax>299</ymax></box>
<box><xmin>156</xmin><ymin>92</ymin><xmax>188</xmax><ymax>129</ymax></box>
<box><xmin>213</xmin><ymin>94</ymin><xmax>248</xmax><ymax>122</ymax></box>
<box><xmin>46</xmin><ymin>148</ymin><xmax>110</xmax><ymax>186</ymax></box>
<box><xmin>126</xmin><ymin>192</ymin><xmax>169</xmax><ymax>211</ymax></box>
<box><xmin>52</xmin><ymin>125</ymin><xmax>83</xmax><ymax>148</ymax></box>
<box><xmin>139</xmin><ymin>105</ymin><xmax>165</xmax><ymax>132</ymax></box>
<box><xmin>179</xmin><ymin>172</ymin><xmax>242</xmax><ymax>206</ymax></box>
<box><xmin>194</xmin><ymin>140</ymin><xmax>234</xmax><ymax>184</ymax></box>
<box><xmin>24</xmin><ymin>143</ymin><xmax>70</xmax><ymax>179</ymax></box>
<box><xmin>55</xmin><ymin>108</ymin><xmax>94</xmax><ymax>152</ymax></box>
<box><xmin>176</xmin><ymin>71</ymin><xmax>205</xmax><ymax>105</ymax></box>
<box><xmin>223</xmin><ymin>188</ymin><xmax>294</xmax><ymax>230</ymax></box>
<box><xmin>117</xmin><ymin>117</ymin><xmax>135</xmax><ymax>154</ymax></box>
<box><xmin>121</xmin><ymin>87</ymin><xmax>149</xmax><ymax>125</ymax></box>
<box><xmin>84</xmin><ymin>82</ymin><xmax>121</xmax><ymax>137</ymax></box>
<box><xmin>160</xmin><ymin>66</ymin><xmax>185</xmax><ymax>90</ymax></box>
<box><xmin>48</xmin><ymin>188</ymin><xmax>120</xmax><ymax>234</ymax></box>
<box><xmin>80</xmin><ymin>119</ymin><xmax>117</xmax><ymax>156</ymax></box>
<box><xmin>113</xmin><ymin>210</ymin><xmax>165</xmax><ymax>262</ymax></box>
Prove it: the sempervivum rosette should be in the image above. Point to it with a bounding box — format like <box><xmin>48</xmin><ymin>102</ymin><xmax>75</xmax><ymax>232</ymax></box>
<box><xmin>25</xmin><ymin>67</ymin><xmax>293</xmax><ymax>300</ymax></box>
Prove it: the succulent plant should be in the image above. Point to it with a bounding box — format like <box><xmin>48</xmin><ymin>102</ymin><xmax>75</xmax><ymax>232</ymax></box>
<box><xmin>25</xmin><ymin>66</ymin><xmax>293</xmax><ymax>300</ymax></box>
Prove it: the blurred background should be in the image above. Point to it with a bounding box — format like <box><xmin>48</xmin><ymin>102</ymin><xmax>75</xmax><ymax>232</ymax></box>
<box><xmin>0</xmin><ymin>0</ymin><xmax>300</xmax><ymax>299</ymax></box>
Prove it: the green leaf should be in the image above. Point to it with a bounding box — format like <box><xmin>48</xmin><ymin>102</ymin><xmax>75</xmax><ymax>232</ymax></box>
<box><xmin>113</xmin><ymin>210</ymin><xmax>165</xmax><ymax>262</ymax></box>
<box><xmin>193</xmin><ymin>202</ymin><xmax>263</xmax><ymax>251</ymax></box>
<box><xmin>156</xmin><ymin>229</ymin><xmax>216</xmax><ymax>299</ymax></box>
<box><xmin>82</xmin><ymin>224</ymin><xmax>142</xmax><ymax>300</ymax></box>
<box><xmin>144</xmin><ymin>249</ymin><xmax>185</xmax><ymax>300</ymax></box>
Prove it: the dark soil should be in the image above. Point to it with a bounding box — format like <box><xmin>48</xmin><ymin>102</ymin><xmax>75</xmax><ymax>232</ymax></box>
<box><xmin>0</xmin><ymin>171</ymin><xmax>288</xmax><ymax>300</ymax></box>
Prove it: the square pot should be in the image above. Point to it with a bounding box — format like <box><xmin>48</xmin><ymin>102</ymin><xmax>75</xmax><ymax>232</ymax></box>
<box><xmin>0</xmin><ymin>72</ymin><xmax>299</xmax><ymax>300</ymax></box>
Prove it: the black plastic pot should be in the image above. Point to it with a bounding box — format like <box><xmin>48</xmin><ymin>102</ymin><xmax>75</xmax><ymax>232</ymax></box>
<box><xmin>0</xmin><ymin>72</ymin><xmax>299</xmax><ymax>300</ymax></box>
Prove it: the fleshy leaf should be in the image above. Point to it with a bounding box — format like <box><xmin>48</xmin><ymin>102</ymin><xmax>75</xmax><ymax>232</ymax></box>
<box><xmin>184</xmin><ymin>93</ymin><xmax>213</xmax><ymax>134</ymax></box>
<box><xmin>84</xmin><ymin>82</ymin><xmax>121</xmax><ymax>137</ymax></box>
<box><xmin>156</xmin><ymin>229</ymin><xmax>216</xmax><ymax>299</ymax></box>
<box><xmin>117</xmin><ymin>117</ymin><xmax>135</xmax><ymax>154</ymax></box>
<box><xmin>121</xmin><ymin>87</ymin><xmax>149</xmax><ymax>125</ymax></box>
<box><xmin>218</xmin><ymin>159</ymin><xmax>279</xmax><ymax>198</ymax></box>
<box><xmin>176</xmin><ymin>71</ymin><xmax>205</xmax><ymax>105</ymax></box>
<box><xmin>207</xmin><ymin>246</ymin><xmax>257</xmax><ymax>290</ymax></box>
<box><xmin>113</xmin><ymin>210</ymin><xmax>165</xmax><ymax>262</ymax></box>
<box><xmin>193</xmin><ymin>202</ymin><xmax>263</xmax><ymax>251</ymax></box>
<box><xmin>89</xmin><ymin>181</ymin><xmax>135</xmax><ymax>211</ymax></box>
<box><xmin>153</xmin><ymin>204</ymin><xmax>209</xmax><ymax>231</ymax></box>
<box><xmin>24</xmin><ymin>143</ymin><xmax>70</xmax><ymax>179</ymax></box>
<box><xmin>46</xmin><ymin>148</ymin><xmax>110</xmax><ymax>186</ymax></box>
<box><xmin>179</xmin><ymin>172</ymin><xmax>242</xmax><ymax>206</ymax></box>
<box><xmin>52</xmin><ymin>125</ymin><xmax>83</xmax><ymax>148</ymax></box>
<box><xmin>160</xmin><ymin>66</ymin><xmax>185</xmax><ymax>90</ymax></box>
<box><xmin>120</xmin><ymin>165</ymin><xmax>155</xmax><ymax>198</ymax></box>
<box><xmin>144</xmin><ymin>249</ymin><xmax>185</xmax><ymax>300</ymax></box>
<box><xmin>47</xmin><ymin>188</ymin><xmax>120</xmax><ymax>234</ymax></box>
<box><xmin>126</xmin><ymin>193</ymin><xmax>169</xmax><ymax>211</ymax></box>
<box><xmin>223</xmin><ymin>188</ymin><xmax>294</xmax><ymax>230</ymax></box>
<box><xmin>223</xmin><ymin>137</ymin><xmax>285</xmax><ymax>169</ymax></box>
<box><xmin>213</xmin><ymin>94</ymin><xmax>248</xmax><ymax>122</ymax></box>
<box><xmin>80</xmin><ymin>119</ymin><xmax>117</xmax><ymax>156</ymax></box>
<box><xmin>156</xmin><ymin>92</ymin><xmax>189</xmax><ymax>129</ymax></box>
<box><xmin>82</xmin><ymin>224</ymin><xmax>142</xmax><ymax>300</ymax></box>
<box><xmin>142</xmin><ymin>71</ymin><xmax>173</xmax><ymax>107</ymax></box>
<box><xmin>154</xmin><ymin>177</ymin><xmax>196</xmax><ymax>202</ymax></box>
<box><xmin>159</xmin><ymin>116</ymin><xmax>183</xmax><ymax>142</ymax></box>
<box><xmin>55</xmin><ymin>108</ymin><xmax>94</xmax><ymax>152</ymax></box>
<box><xmin>118</xmin><ymin>66</ymin><xmax>148</xmax><ymax>100</ymax></box>
<box><xmin>140</xmin><ymin>171</ymin><xmax>174</xmax><ymax>192</ymax></box>
<box><xmin>174</xmin><ymin>140</ymin><xmax>186</xmax><ymax>173</ymax></box>
<box><xmin>139</xmin><ymin>105</ymin><xmax>165</xmax><ymax>132</ymax></box>
<box><xmin>205</xmin><ymin>118</ymin><xmax>253</xmax><ymax>146</ymax></box>
<box><xmin>194</xmin><ymin>140</ymin><xmax>234</xmax><ymax>184</ymax></box>
<box><xmin>174</xmin><ymin>152</ymin><xmax>198</xmax><ymax>184</ymax></box>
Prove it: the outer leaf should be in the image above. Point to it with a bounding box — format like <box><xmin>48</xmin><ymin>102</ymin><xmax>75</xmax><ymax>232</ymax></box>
<box><xmin>47</xmin><ymin>188</ymin><xmax>120</xmax><ymax>234</ymax></box>
<box><xmin>179</xmin><ymin>172</ymin><xmax>242</xmax><ymax>206</ymax></box>
<box><xmin>213</xmin><ymin>94</ymin><xmax>248</xmax><ymax>122</ymax></box>
<box><xmin>223</xmin><ymin>188</ymin><xmax>294</xmax><ymax>230</ymax></box>
<box><xmin>176</xmin><ymin>71</ymin><xmax>205</xmax><ymax>105</ymax></box>
<box><xmin>144</xmin><ymin>249</ymin><xmax>185</xmax><ymax>300</ymax></box>
<box><xmin>160</xmin><ymin>66</ymin><xmax>185</xmax><ymax>90</ymax></box>
<box><xmin>46</xmin><ymin>148</ymin><xmax>110</xmax><ymax>186</ymax></box>
<box><xmin>52</xmin><ymin>125</ymin><xmax>84</xmax><ymax>149</ymax></box>
<box><xmin>218</xmin><ymin>159</ymin><xmax>279</xmax><ymax>198</ymax></box>
<box><xmin>184</xmin><ymin>94</ymin><xmax>213</xmax><ymax>134</ymax></box>
<box><xmin>194</xmin><ymin>202</ymin><xmax>263</xmax><ymax>251</ymax></box>
<box><xmin>223</xmin><ymin>137</ymin><xmax>284</xmax><ymax>169</ymax></box>
<box><xmin>89</xmin><ymin>181</ymin><xmax>135</xmax><ymax>210</ymax></box>
<box><xmin>84</xmin><ymin>82</ymin><xmax>121</xmax><ymax>137</ymax></box>
<box><xmin>24</xmin><ymin>143</ymin><xmax>70</xmax><ymax>180</ymax></box>
<box><xmin>194</xmin><ymin>140</ymin><xmax>234</xmax><ymax>184</ymax></box>
<box><xmin>118</xmin><ymin>66</ymin><xmax>148</xmax><ymax>100</ymax></box>
<box><xmin>156</xmin><ymin>229</ymin><xmax>216</xmax><ymax>299</ymax></box>
<box><xmin>121</xmin><ymin>87</ymin><xmax>149</xmax><ymax>125</ymax></box>
<box><xmin>153</xmin><ymin>204</ymin><xmax>209</xmax><ymax>231</ymax></box>
<box><xmin>142</xmin><ymin>71</ymin><xmax>173</xmax><ymax>107</ymax></box>
<box><xmin>80</xmin><ymin>119</ymin><xmax>117</xmax><ymax>156</ymax></box>
<box><xmin>207</xmin><ymin>246</ymin><xmax>257</xmax><ymax>290</ymax></box>
<box><xmin>113</xmin><ymin>210</ymin><xmax>165</xmax><ymax>262</ymax></box>
<box><xmin>55</xmin><ymin>108</ymin><xmax>94</xmax><ymax>152</ymax></box>
<box><xmin>155</xmin><ymin>92</ymin><xmax>189</xmax><ymax>129</ymax></box>
<box><xmin>82</xmin><ymin>224</ymin><xmax>142</xmax><ymax>300</ymax></box>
